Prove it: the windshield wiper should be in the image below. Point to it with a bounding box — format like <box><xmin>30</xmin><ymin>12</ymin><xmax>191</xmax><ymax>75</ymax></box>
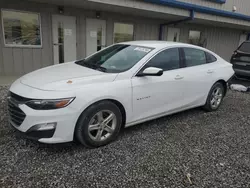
<box><xmin>75</xmin><ymin>60</ymin><xmax>107</xmax><ymax>72</ymax></box>
<box><xmin>84</xmin><ymin>62</ymin><xmax>107</xmax><ymax>72</ymax></box>
<box><xmin>95</xmin><ymin>65</ymin><xmax>107</xmax><ymax>72</ymax></box>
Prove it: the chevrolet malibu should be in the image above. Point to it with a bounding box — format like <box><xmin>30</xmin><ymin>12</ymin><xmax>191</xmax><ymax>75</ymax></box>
<box><xmin>8</xmin><ymin>41</ymin><xmax>234</xmax><ymax>148</ymax></box>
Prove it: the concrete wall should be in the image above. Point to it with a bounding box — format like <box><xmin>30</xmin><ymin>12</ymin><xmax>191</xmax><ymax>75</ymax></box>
<box><xmin>89</xmin><ymin>0</ymin><xmax>250</xmax><ymax>17</ymax></box>
<box><xmin>0</xmin><ymin>0</ymin><xmax>165</xmax><ymax>76</ymax></box>
<box><xmin>0</xmin><ymin>0</ymin><xmax>245</xmax><ymax>76</ymax></box>
<box><xmin>166</xmin><ymin>24</ymin><xmax>240</xmax><ymax>60</ymax></box>
<box><xmin>179</xmin><ymin>0</ymin><xmax>250</xmax><ymax>16</ymax></box>
<box><xmin>0</xmin><ymin>1</ymin><xmax>54</xmax><ymax>76</ymax></box>
<box><xmin>161</xmin><ymin>23</ymin><xmax>240</xmax><ymax>61</ymax></box>
<box><xmin>129</xmin><ymin>0</ymin><xmax>250</xmax><ymax>27</ymax></box>
<box><xmin>178</xmin><ymin>0</ymin><xmax>250</xmax><ymax>28</ymax></box>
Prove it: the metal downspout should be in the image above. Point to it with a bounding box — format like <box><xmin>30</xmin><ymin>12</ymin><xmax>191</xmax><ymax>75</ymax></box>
<box><xmin>159</xmin><ymin>10</ymin><xmax>194</xmax><ymax>40</ymax></box>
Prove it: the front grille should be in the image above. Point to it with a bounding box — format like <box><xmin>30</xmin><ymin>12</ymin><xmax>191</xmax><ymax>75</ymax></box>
<box><xmin>8</xmin><ymin>92</ymin><xmax>28</xmax><ymax>127</ymax></box>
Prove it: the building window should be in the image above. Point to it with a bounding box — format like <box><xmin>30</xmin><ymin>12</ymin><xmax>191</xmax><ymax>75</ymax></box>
<box><xmin>188</xmin><ymin>30</ymin><xmax>207</xmax><ymax>47</ymax></box>
<box><xmin>188</xmin><ymin>30</ymin><xmax>201</xmax><ymax>46</ymax></box>
<box><xmin>2</xmin><ymin>10</ymin><xmax>42</xmax><ymax>47</ymax></box>
<box><xmin>113</xmin><ymin>23</ymin><xmax>134</xmax><ymax>43</ymax></box>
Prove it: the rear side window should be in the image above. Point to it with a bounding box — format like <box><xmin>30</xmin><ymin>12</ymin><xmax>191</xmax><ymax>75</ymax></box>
<box><xmin>183</xmin><ymin>48</ymin><xmax>206</xmax><ymax>67</ymax></box>
<box><xmin>206</xmin><ymin>52</ymin><xmax>217</xmax><ymax>63</ymax></box>
<box><xmin>145</xmin><ymin>48</ymin><xmax>180</xmax><ymax>71</ymax></box>
<box><xmin>238</xmin><ymin>42</ymin><xmax>250</xmax><ymax>53</ymax></box>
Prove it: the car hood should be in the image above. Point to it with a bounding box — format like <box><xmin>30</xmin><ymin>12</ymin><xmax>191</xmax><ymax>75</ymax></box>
<box><xmin>20</xmin><ymin>62</ymin><xmax>118</xmax><ymax>91</ymax></box>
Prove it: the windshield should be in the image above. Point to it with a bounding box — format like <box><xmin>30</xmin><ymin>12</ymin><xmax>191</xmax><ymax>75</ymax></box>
<box><xmin>238</xmin><ymin>42</ymin><xmax>250</xmax><ymax>53</ymax></box>
<box><xmin>76</xmin><ymin>44</ymin><xmax>153</xmax><ymax>73</ymax></box>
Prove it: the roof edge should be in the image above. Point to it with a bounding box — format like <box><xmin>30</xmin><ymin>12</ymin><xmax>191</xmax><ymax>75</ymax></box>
<box><xmin>144</xmin><ymin>0</ymin><xmax>250</xmax><ymax>21</ymax></box>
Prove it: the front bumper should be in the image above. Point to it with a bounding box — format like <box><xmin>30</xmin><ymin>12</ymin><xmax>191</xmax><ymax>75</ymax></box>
<box><xmin>11</xmin><ymin>123</ymin><xmax>56</xmax><ymax>141</ymax></box>
<box><xmin>8</xmin><ymin>81</ymin><xmax>81</xmax><ymax>144</ymax></box>
<box><xmin>9</xmin><ymin>103</ymin><xmax>79</xmax><ymax>144</ymax></box>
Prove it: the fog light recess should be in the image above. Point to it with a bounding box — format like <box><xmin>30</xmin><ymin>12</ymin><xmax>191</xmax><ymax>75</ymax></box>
<box><xmin>29</xmin><ymin>122</ymin><xmax>57</xmax><ymax>132</ymax></box>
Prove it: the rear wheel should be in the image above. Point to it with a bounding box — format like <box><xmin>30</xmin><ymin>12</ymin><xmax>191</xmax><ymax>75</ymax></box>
<box><xmin>75</xmin><ymin>101</ymin><xmax>122</xmax><ymax>148</ymax></box>
<box><xmin>203</xmin><ymin>82</ymin><xmax>225</xmax><ymax>112</ymax></box>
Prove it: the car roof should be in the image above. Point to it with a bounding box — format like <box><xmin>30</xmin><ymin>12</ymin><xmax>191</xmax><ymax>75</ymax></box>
<box><xmin>120</xmin><ymin>40</ymin><xmax>200</xmax><ymax>49</ymax></box>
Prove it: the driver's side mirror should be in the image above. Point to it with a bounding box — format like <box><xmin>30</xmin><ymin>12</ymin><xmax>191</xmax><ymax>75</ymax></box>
<box><xmin>137</xmin><ymin>67</ymin><xmax>163</xmax><ymax>77</ymax></box>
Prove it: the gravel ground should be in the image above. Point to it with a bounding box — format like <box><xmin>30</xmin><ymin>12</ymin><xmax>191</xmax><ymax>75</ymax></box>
<box><xmin>0</xmin><ymin>86</ymin><xmax>250</xmax><ymax>188</ymax></box>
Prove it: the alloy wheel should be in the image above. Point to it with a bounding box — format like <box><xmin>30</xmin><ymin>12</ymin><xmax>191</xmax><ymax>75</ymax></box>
<box><xmin>88</xmin><ymin>110</ymin><xmax>117</xmax><ymax>142</ymax></box>
<box><xmin>210</xmin><ymin>87</ymin><xmax>223</xmax><ymax>109</ymax></box>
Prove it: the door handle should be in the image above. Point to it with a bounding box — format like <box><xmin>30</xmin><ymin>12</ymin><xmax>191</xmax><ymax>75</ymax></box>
<box><xmin>207</xmin><ymin>70</ymin><xmax>214</xmax><ymax>74</ymax></box>
<box><xmin>175</xmin><ymin>75</ymin><xmax>184</xmax><ymax>80</ymax></box>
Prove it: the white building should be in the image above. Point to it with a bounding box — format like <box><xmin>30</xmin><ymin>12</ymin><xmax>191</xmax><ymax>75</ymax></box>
<box><xmin>0</xmin><ymin>0</ymin><xmax>250</xmax><ymax>84</ymax></box>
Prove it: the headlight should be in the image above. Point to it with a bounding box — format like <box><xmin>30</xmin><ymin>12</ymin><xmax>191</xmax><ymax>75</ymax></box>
<box><xmin>26</xmin><ymin>98</ymin><xmax>75</xmax><ymax>110</ymax></box>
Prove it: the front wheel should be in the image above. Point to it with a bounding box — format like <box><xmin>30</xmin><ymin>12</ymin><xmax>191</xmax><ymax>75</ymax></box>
<box><xmin>203</xmin><ymin>82</ymin><xmax>225</xmax><ymax>112</ymax></box>
<box><xmin>75</xmin><ymin>101</ymin><xmax>122</xmax><ymax>148</ymax></box>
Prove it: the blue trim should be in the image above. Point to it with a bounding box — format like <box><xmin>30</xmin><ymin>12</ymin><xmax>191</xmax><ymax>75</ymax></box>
<box><xmin>159</xmin><ymin>10</ymin><xmax>194</xmax><ymax>40</ymax></box>
<box><xmin>144</xmin><ymin>0</ymin><xmax>250</xmax><ymax>21</ymax></box>
<box><xmin>208</xmin><ymin>0</ymin><xmax>226</xmax><ymax>4</ymax></box>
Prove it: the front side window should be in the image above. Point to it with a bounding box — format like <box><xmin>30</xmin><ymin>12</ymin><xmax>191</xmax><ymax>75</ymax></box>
<box><xmin>113</xmin><ymin>23</ymin><xmax>134</xmax><ymax>43</ymax></box>
<box><xmin>76</xmin><ymin>44</ymin><xmax>153</xmax><ymax>73</ymax></box>
<box><xmin>2</xmin><ymin>10</ymin><xmax>42</xmax><ymax>47</ymax></box>
<box><xmin>144</xmin><ymin>48</ymin><xmax>180</xmax><ymax>71</ymax></box>
<box><xmin>183</xmin><ymin>48</ymin><xmax>206</xmax><ymax>67</ymax></box>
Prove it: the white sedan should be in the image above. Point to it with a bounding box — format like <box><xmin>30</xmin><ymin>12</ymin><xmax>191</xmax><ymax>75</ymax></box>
<box><xmin>8</xmin><ymin>41</ymin><xmax>234</xmax><ymax>147</ymax></box>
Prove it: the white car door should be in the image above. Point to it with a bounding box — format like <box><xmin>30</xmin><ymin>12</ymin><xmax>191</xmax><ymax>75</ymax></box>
<box><xmin>179</xmin><ymin>47</ymin><xmax>218</xmax><ymax>107</ymax></box>
<box><xmin>131</xmin><ymin>48</ymin><xmax>186</xmax><ymax>122</ymax></box>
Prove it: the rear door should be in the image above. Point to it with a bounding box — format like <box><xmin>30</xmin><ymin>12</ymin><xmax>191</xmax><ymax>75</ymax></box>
<box><xmin>179</xmin><ymin>47</ymin><xmax>217</xmax><ymax>107</ymax></box>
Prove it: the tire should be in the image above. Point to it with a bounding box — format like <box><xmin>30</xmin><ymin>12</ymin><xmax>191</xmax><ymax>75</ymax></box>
<box><xmin>203</xmin><ymin>82</ymin><xmax>225</xmax><ymax>112</ymax></box>
<box><xmin>75</xmin><ymin>101</ymin><xmax>122</xmax><ymax>148</ymax></box>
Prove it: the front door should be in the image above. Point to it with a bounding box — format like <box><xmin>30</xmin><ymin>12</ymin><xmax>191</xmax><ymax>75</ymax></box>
<box><xmin>52</xmin><ymin>15</ymin><xmax>77</xmax><ymax>64</ymax></box>
<box><xmin>86</xmin><ymin>19</ymin><xmax>106</xmax><ymax>56</ymax></box>
<box><xmin>132</xmin><ymin>48</ymin><xmax>184</xmax><ymax>122</ymax></box>
<box><xmin>167</xmin><ymin>27</ymin><xmax>180</xmax><ymax>42</ymax></box>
